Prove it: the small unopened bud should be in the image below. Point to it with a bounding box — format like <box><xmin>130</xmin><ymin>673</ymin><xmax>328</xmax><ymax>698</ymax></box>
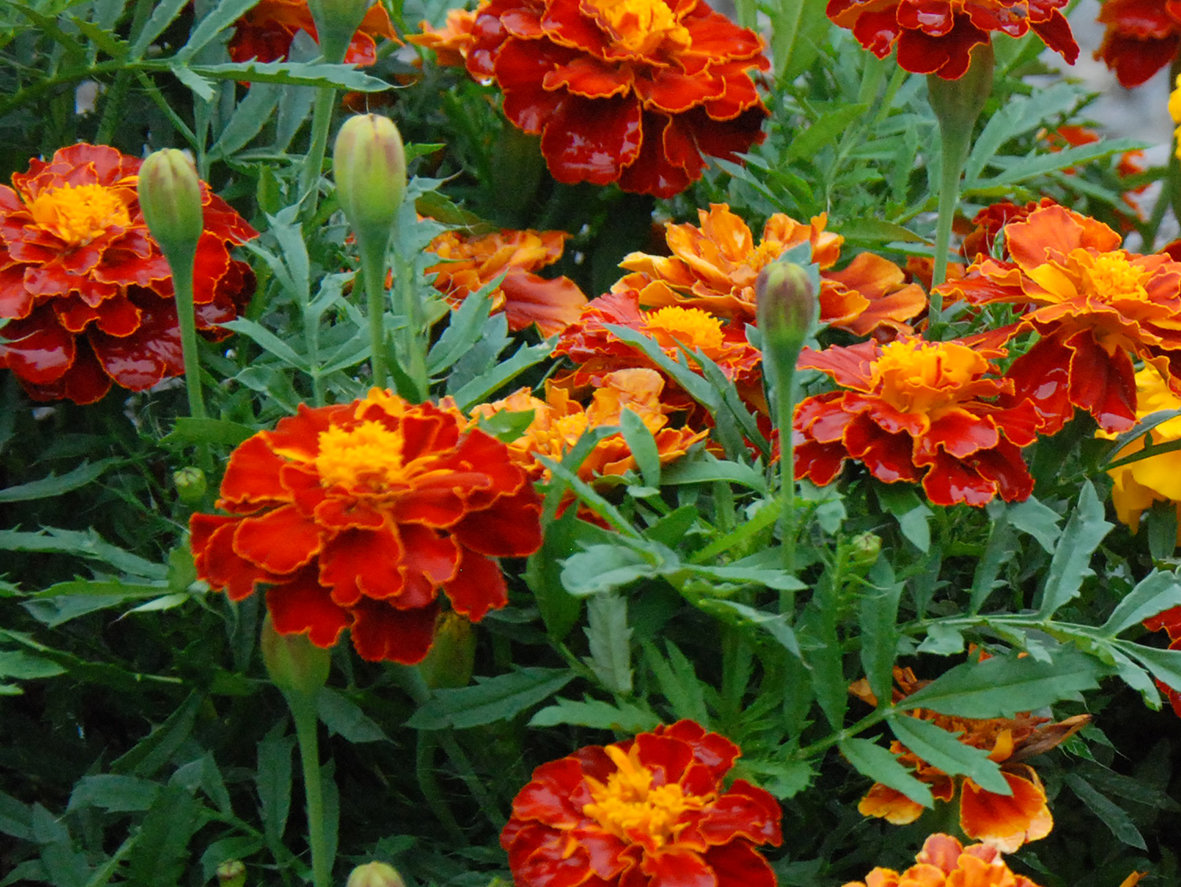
<box><xmin>346</xmin><ymin>861</ymin><xmax>406</xmax><ymax>887</ymax></box>
<box><xmin>138</xmin><ymin>149</ymin><xmax>204</xmax><ymax>264</ymax></box>
<box><xmin>173</xmin><ymin>466</ymin><xmax>207</xmax><ymax>506</ymax></box>
<box><xmin>846</xmin><ymin>531</ymin><xmax>882</xmax><ymax>573</ymax></box>
<box><xmin>217</xmin><ymin>859</ymin><xmax>247</xmax><ymax>887</ymax></box>
<box><xmin>333</xmin><ymin>114</ymin><xmax>407</xmax><ymax>238</ymax></box>
<box><xmin>260</xmin><ymin>614</ymin><xmax>330</xmax><ymax>701</ymax></box>
<box><xmin>307</xmin><ymin>0</ymin><xmax>372</xmax><ymax>63</ymax></box>
<box><xmin>419</xmin><ymin>611</ymin><xmax>476</xmax><ymax>689</ymax></box>
<box><xmin>755</xmin><ymin>260</ymin><xmax>816</xmax><ymax>355</ymax></box>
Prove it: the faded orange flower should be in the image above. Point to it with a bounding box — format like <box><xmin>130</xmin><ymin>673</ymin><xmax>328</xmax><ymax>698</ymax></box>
<box><xmin>1096</xmin><ymin>0</ymin><xmax>1181</xmax><ymax>87</ymax></box>
<box><xmin>408</xmin><ymin>8</ymin><xmax>478</xmax><ymax>67</ymax></box>
<box><xmin>851</xmin><ymin>667</ymin><xmax>1088</xmax><ymax>852</ymax></box>
<box><xmin>228</xmin><ymin>0</ymin><xmax>398</xmax><ymax>65</ymax></box>
<box><xmin>426</xmin><ymin>227</ymin><xmax>587</xmax><ymax>336</ymax></box>
<box><xmin>842</xmin><ymin>833</ymin><xmax>1044</xmax><ymax>887</ymax></box>
<box><xmin>938</xmin><ymin>204</ymin><xmax>1181</xmax><ymax>435</ymax></box>
<box><xmin>616</xmin><ymin>204</ymin><xmax>925</xmax><ymax>337</ymax></box>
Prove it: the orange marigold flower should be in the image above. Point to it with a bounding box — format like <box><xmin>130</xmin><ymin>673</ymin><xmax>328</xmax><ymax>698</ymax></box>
<box><xmin>850</xmin><ymin>667</ymin><xmax>1087</xmax><ymax>852</ymax></box>
<box><xmin>189</xmin><ymin>389</ymin><xmax>543</xmax><ymax>664</ymax></box>
<box><xmin>616</xmin><ymin>204</ymin><xmax>925</xmax><ymax>338</ymax></box>
<box><xmin>937</xmin><ymin>204</ymin><xmax>1181</xmax><ymax>435</ymax></box>
<box><xmin>228</xmin><ymin>0</ymin><xmax>398</xmax><ymax>65</ymax></box>
<box><xmin>827</xmin><ymin>0</ymin><xmax>1077</xmax><ymax>79</ymax></box>
<box><xmin>1096</xmin><ymin>0</ymin><xmax>1181</xmax><ymax>87</ymax></box>
<box><xmin>465</xmin><ymin>0</ymin><xmax>770</xmax><ymax>198</ymax></box>
<box><xmin>426</xmin><ymin>227</ymin><xmax>588</xmax><ymax>336</ymax></box>
<box><xmin>501</xmin><ymin>720</ymin><xmax>782</xmax><ymax>887</ymax></box>
<box><xmin>408</xmin><ymin>8</ymin><xmax>479</xmax><ymax>67</ymax></box>
<box><xmin>470</xmin><ymin>367</ymin><xmax>707</xmax><ymax>479</ymax></box>
<box><xmin>793</xmin><ymin>336</ymin><xmax>1040</xmax><ymax>507</ymax></box>
<box><xmin>960</xmin><ymin>199</ymin><xmax>1058</xmax><ymax>262</ymax></box>
<box><xmin>0</xmin><ymin>143</ymin><xmax>257</xmax><ymax>404</ymax></box>
<box><xmin>842</xmin><ymin>833</ymin><xmax>1044</xmax><ymax>887</ymax></box>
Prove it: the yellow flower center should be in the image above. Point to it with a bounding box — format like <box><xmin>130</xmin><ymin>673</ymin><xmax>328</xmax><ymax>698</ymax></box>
<box><xmin>644</xmin><ymin>306</ymin><xmax>726</xmax><ymax>353</ymax></box>
<box><xmin>315</xmin><ymin>420</ymin><xmax>407</xmax><ymax>491</ymax></box>
<box><xmin>582</xmin><ymin>745</ymin><xmax>709</xmax><ymax>846</ymax></box>
<box><xmin>870</xmin><ymin>339</ymin><xmax>987</xmax><ymax>414</ymax></box>
<box><xmin>1081</xmin><ymin>252</ymin><xmax>1151</xmax><ymax>303</ymax></box>
<box><xmin>581</xmin><ymin>0</ymin><xmax>691</xmax><ymax>54</ymax></box>
<box><xmin>26</xmin><ymin>182</ymin><xmax>133</xmax><ymax>247</ymax></box>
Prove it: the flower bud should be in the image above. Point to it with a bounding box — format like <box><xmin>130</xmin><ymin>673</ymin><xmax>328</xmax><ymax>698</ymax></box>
<box><xmin>333</xmin><ymin>114</ymin><xmax>407</xmax><ymax>239</ymax></box>
<box><xmin>137</xmin><ymin>149</ymin><xmax>204</xmax><ymax>265</ymax></box>
<box><xmin>173</xmin><ymin>466</ymin><xmax>207</xmax><ymax>506</ymax></box>
<box><xmin>217</xmin><ymin>860</ymin><xmax>247</xmax><ymax>887</ymax></box>
<box><xmin>756</xmin><ymin>260</ymin><xmax>816</xmax><ymax>358</ymax></box>
<box><xmin>418</xmin><ymin>611</ymin><xmax>476</xmax><ymax>689</ymax></box>
<box><xmin>307</xmin><ymin>0</ymin><xmax>372</xmax><ymax>63</ymax></box>
<box><xmin>346</xmin><ymin>862</ymin><xmax>406</xmax><ymax>887</ymax></box>
<box><xmin>846</xmin><ymin>531</ymin><xmax>882</xmax><ymax>573</ymax></box>
<box><xmin>260</xmin><ymin>613</ymin><xmax>331</xmax><ymax>701</ymax></box>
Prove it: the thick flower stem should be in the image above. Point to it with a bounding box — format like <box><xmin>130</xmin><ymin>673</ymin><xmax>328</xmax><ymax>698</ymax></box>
<box><xmin>300</xmin><ymin>87</ymin><xmax>340</xmax><ymax>219</ymax></box>
<box><xmin>773</xmin><ymin>360</ymin><xmax>798</xmax><ymax>589</ymax></box>
<box><xmin>927</xmin><ymin>44</ymin><xmax>995</xmax><ymax>320</ymax></box>
<box><xmin>288</xmin><ymin>688</ymin><xmax>331</xmax><ymax>887</ymax></box>
<box><xmin>358</xmin><ymin>231</ymin><xmax>390</xmax><ymax>390</ymax></box>
<box><xmin>393</xmin><ymin>250</ymin><xmax>430</xmax><ymax>402</ymax></box>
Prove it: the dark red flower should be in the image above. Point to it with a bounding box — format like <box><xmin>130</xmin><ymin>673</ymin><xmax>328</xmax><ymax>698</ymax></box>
<box><xmin>465</xmin><ymin>0</ymin><xmax>769</xmax><ymax>197</ymax></box>
<box><xmin>0</xmin><ymin>144</ymin><xmax>256</xmax><ymax>404</ymax></box>
<box><xmin>228</xmin><ymin>0</ymin><xmax>398</xmax><ymax>65</ymax></box>
<box><xmin>827</xmin><ymin>0</ymin><xmax>1078</xmax><ymax>79</ymax></box>
<box><xmin>189</xmin><ymin>390</ymin><xmax>543</xmax><ymax>664</ymax></box>
<box><xmin>1095</xmin><ymin>0</ymin><xmax>1181</xmax><ymax>87</ymax></box>
<box><xmin>502</xmin><ymin>720</ymin><xmax>782</xmax><ymax>887</ymax></box>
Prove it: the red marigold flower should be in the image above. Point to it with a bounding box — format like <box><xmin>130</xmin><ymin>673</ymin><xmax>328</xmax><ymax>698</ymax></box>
<box><xmin>228</xmin><ymin>0</ymin><xmax>398</xmax><ymax>65</ymax></box>
<box><xmin>426</xmin><ymin>227</ymin><xmax>588</xmax><ymax>336</ymax></box>
<box><xmin>0</xmin><ymin>143</ymin><xmax>257</xmax><ymax>404</ymax></box>
<box><xmin>960</xmin><ymin>198</ymin><xmax>1058</xmax><ymax>262</ymax></box>
<box><xmin>408</xmin><ymin>8</ymin><xmax>479</xmax><ymax>67</ymax></box>
<box><xmin>189</xmin><ymin>389</ymin><xmax>543</xmax><ymax>664</ymax></box>
<box><xmin>616</xmin><ymin>204</ymin><xmax>926</xmax><ymax>337</ymax></box>
<box><xmin>1143</xmin><ymin>606</ymin><xmax>1181</xmax><ymax>716</ymax></box>
<box><xmin>501</xmin><ymin>720</ymin><xmax>782</xmax><ymax>887</ymax></box>
<box><xmin>850</xmin><ymin>668</ymin><xmax>1087</xmax><ymax>853</ymax></box>
<box><xmin>827</xmin><ymin>0</ymin><xmax>1078</xmax><ymax>79</ymax></box>
<box><xmin>937</xmin><ymin>204</ymin><xmax>1181</xmax><ymax>435</ymax></box>
<box><xmin>465</xmin><ymin>0</ymin><xmax>770</xmax><ymax>198</ymax></box>
<box><xmin>793</xmin><ymin>336</ymin><xmax>1040</xmax><ymax>507</ymax></box>
<box><xmin>1096</xmin><ymin>0</ymin><xmax>1181</xmax><ymax>87</ymax></box>
<box><xmin>842</xmin><ymin>832</ymin><xmax>1045</xmax><ymax>887</ymax></box>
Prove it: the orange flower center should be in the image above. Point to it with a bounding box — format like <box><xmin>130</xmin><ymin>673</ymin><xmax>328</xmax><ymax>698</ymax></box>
<box><xmin>870</xmin><ymin>339</ymin><xmax>987</xmax><ymax>414</ymax></box>
<box><xmin>315</xmin><ymin>420</ymin><xmax>407</xmax><ymax>490</ymax></box>
<box><xmin>582</xmin><ymin>745</ymin><xmax>709</xmax><ymax>846</ymax></box>
<box><xmin>26</xmin><ymin>182</ymin><xmax>133</xmax><ymax>247</ymax></box>
<box><xmin>1080</xmin><ymin>252</ymin><xmax>1150</xmax><ymax>303</ymax></box>
<box><xmin>581</xmin><ymin>0</ymin><xmax>691</xmax><ymax>54</ymax></box>
<box><xmin>643</xmin><ymin>306</ymin><xmax>726</xmax><ymax>353</ymax></box>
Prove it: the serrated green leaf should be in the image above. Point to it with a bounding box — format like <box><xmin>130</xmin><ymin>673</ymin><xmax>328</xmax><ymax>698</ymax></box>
<box><xmin>0</xmin><ymin>527</ymin><xmax>166</xmax><ymax>579</ymax></box>
<box><xmin>620</xmin><ymin>407</ymin><xmax>661</xmax><ymax>488</ymax></box>
<box><xmin>407</xmin><ymin>668</ymin><xmax>574</xmax><ymax>730</ymax></box>
<box><xmin>1064</xmin><ymin>774</ymin><xmax>1146</xmax><ymax>850</ymax></box>
<box><xmin>125</xmin><ymin>784</ymin><xmax>201</xmax><ymax>887</ymax></box>
<box><xmin>585</xmin><ymin>594</ymin><xmax>633</xmax><ymax>695</ymax></box>
<box><xmin>839</xmin><ymin>737</ymin><xmax>933</xmax><ymax>808</ymax></box>
<box><xmin>529</xmin><ymin>697</ymin><xmax>659</xmax><ymax>731</ymax></box>
<box><xmin>1002</xmin><ymin>496</ymin><xmax>1063</xmax><ymax>552</ymax></box>
<box><xmin>317</xmin><ymin>688</ymin><xmax>389</xmax><ymax>743</ymax></box>
<box><xmin>1102</xmin><ymin>570</ymin><xmax>1181</xmax><ymax>637</ymax></box>
<box><xmin>175</xmin><ymin>0</ymin><xmax>261</xmax><ymax>61</ymax></box>
<box><xmin>643</xmin><ymin>641</ymin><xmax>710</xmax><ymax>724</ymax></box>
<box><xmin>256</xmin><ymin>727</ymin><xmax>293</xmax><ymax>847</ymax></box>
<box><xmin>1038</xmin><ymin>482</ymin><xmax>1112</xmax><ymax>617</ymax></box>
<box><xmin>876</xmin><ymin>484</ymin><xmax>931</xmax><ymax>552</ymax></box>
<box><xmin>0</xmin><ymin>458</ymin><xmax>118</xmax><ymax>503</ymax></box>
<box><xmin>661</xmin><ymin>456</ymin><xmax>768</xmax><ymax>492</ymax></box>
<box><xmin>67</xmin><ymin>775</ymin><xmax>161</xmax><ymax>813</ymax></box>
<box><xmin>561</xmin><ymin>545</ymin><xmax>660</xmax><ymax>596</ymax></box>
<box><xmin>861</xmin><ymin>581</ymin><xmax>902</xmax><ymax>703</ymax></box>
<box><xmin>0</xmin><ymin>650</ymin><xmax>66</xmax><ymax>681</ymax></box>
<box><xmin>889</xmin><ymin>716</ymin><xmax>1010</xmax><ymax>794</ymax></box>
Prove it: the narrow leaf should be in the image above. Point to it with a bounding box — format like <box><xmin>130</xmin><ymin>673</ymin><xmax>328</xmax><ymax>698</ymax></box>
<box><xmin>407</xmin><ymin>668</ymin><xmax>574</xmax><ymax>730</ymax></box>
<box><xmin>1038</xmin><ymin>481</ymin><xmax>1112</xmax><ymax>617</ymax></box>
<box><xmin>839</xmin><ymin>737</ymin><xmax>933</xmax><ymax>808</ymax></box>
<box><xmin>888</xmin><ymin>716</ymin><xmax>1010</xmax><ymax>795</ymax></box>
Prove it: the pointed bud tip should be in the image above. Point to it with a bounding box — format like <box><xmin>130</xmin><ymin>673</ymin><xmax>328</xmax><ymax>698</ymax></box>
<box><xmin>333</xmin><ymin>114</ymin><xmax>407</xmax><ymax>239</ymax></box>
<box><xmin>756</xmin><ymin>260</ymin><xmax>816</xmax><ymax>351</ymax></box>
<box><xmin>346</xmin><ymin>862</ymin><xmax>407</xmax><ymax>887</ymax></box>
<box><xmin>138</xmin><ymin>148</ymin><xmax>204</xmax><ymax>262</ymax></box>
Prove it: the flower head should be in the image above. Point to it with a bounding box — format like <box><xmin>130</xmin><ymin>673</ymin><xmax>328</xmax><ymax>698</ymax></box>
<box><xmin>938</xmin><ymin>204</ymin><xmax>1181</xmax><ymax>434</ymax></box>
<box><xmin>616</xmin><ymin>204</ymin><xmax>925</xmax><ymax>337</ymax></box>
<box><xmin>189</xmin><ymin>390</ymin><xmax>543</xmax><ymax>664</ymax></box>
<box><xmin>408</xmin><ymin>9</ymin><xmax>479</xmax><ymax>67</ymax></box>
<box><xmin>228</xmin><ymin>0</ymin><xmax>397</xmax><ymax>65</ymax></box>
<box><xmin>0</xmin><ymin>143</ymin><xmax>256</xmax><ymax>404</ymax></box>
<box><xmin>427</xmin><ymin>227</ymin><xmax>587</xmax><ymax>336</ymax></box>
<box><xmin>793</xmin><ymin>336</ymin><xmax>1040</xmax><ymax>507</ymax></box>
<box><xmin>501</xmin><ymin>720</ymin><xmax>782</xmax><ymax>887</ymax></box>
<box><xmin>827</xmin><ymin>0</ymin><xmax>1077</xmax><ymax>79</ymax></box>
<box><xmin>842</xmin><ymin>833</ymin><xmax>1045</xmax><ymax>887</ymax></box>
<box><xmin>1096</xmin><ymin>0</ymin><xmax>1181</xmax><ymax>87</ymax></box>
<box><xmin>465</xmin><ymin>0</ymin><xmax>770</xmax><ymax>197</ymax></box>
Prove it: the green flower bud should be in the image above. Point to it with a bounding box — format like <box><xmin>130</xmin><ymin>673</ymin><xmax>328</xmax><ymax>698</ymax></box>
<box><xmin>172</xmin><ymin>466</ymin><xmax>207</xmax><ymax>507</ymax></box>
<box><xmin>217</xmin><ymin>860</ymin><xmax>247</xmax><ymax>887</ymax></box>
<box><xmin>846</xmin><ymin>531</ymin><xmax>882</xmax><ymax>573</ymax></box>
<box><xmin>260</xmin><ymin>614</ymin><xmax>330</xmax><ymax>701</ymax></box>
<box><xmin>333</xmin><ymin>114</ymin><xmax>407</xmax><ymax>239</ymax></box>
<box><xmin>137</xmin><ymin>149</ymin><xmax>204</xmax><ymax>265</ymax></box>
<box><xmin>307</xmin><ymin>0</ymin><xmax>371</xmax><ymax>63</ymax></box>
<box><xmin>755</xmin><ymin>260</ymin><xmax>816</xmax><ymax>356</ymax></box>
<box><xmin>346</xmin><ymin>862</ymin><xmax>406</xmax><ymax>887</ymax></box>
<box><xmin>418</xmin><ymin>611</ymin><xmax>475</xmax><ymax>689</ymax></box>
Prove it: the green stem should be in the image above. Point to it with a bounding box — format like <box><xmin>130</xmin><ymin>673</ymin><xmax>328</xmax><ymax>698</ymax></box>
<box><xmin>300</xmin><ymin>86</ymin><xmax>338</xmax><ymax>218</ymax></box>
<box><xmin>928</xmin><ymin>126</ymin><xmax>969</xmax><ymax>313</ymax></box>
<box><xmin>775</xmin><ymin>361</ymin><xmax>797</xmax><ymax>590</ymax></box>
<box><xmin>166</xmin><ymin>245</ymin><xmax>211</xmax><ymax>471</ymax></box>
<box><xmin>393</xmin><ymin>249</ymin><xmax>429</xmax><ymax>401</ymax></box>
<box><xmin>358</xmin><ymin>231</ymin><xmax>390</xmax><ymax>390</ymax></box>
<box><xmin>288</xmin><ymin>690</ymin><xmax>331</xmax><ymax>887</ymax></box>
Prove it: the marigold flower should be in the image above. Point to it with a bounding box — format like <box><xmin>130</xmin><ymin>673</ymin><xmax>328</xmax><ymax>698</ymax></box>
<box><xmin>1143</xmin><ymin>607</ymin><xmax>1181</xmax><ymax>716</ymax></box>
<box><xmin>501</xmin><ymin>720</ymin><xmax>782</xmax><ymax>887</ymax></box>
<box><xmin>189</xmin><ymin>389</ymin><xmax>543</xmax><ymax>664</ymax></box>
<box><xmin>938</xmin><ymin>204</ymin><xmax>1181</xmax><ymax>435</ymax></box>
<box><xmin>827</xmin><ymin>0</ymin><xmax>1078</xmax><ymax>79</ymax></box>
<box><xmin>427</xmin><ymin>228</ymin><xmax>587</xmax><ymax>336</ymax></box>
<box><xmin>1096</xmin><ymin>0</ymin><xmax>1181</xmax><ymax>87</ymax></box>
<box><xmin>793</xmin><ymin>336</ymin><xmax>1040</xmax><ymax>507</ymax></box>
<box><xmin>842</xmin><ymin>833</ymin><xmax>1044</xmax><ymax>887</ymax></box>
<box><xmin>465</xmin><ymin>0</ymin><xmax>770</xmax><ymax>198</ymax></box>
<box><xmin>0</xmin><ymin>143</ymin><xmax>256</xmax><ymax>404</ymax></box>
<box><xmin>469</xmin><ymin>367</ymin><xmax>707</xmax><ymax>480</ymax></box>
<box><xmin>850</xmin><ymin>667</ymin><xmax>1087</xmax><ymax>852</ymax></box>
<box><xmin>616</xmin><ymin>204</ymin><xmax>925</xmax><ymax>337</ymax></box>
<box><xmin>228</xmin><ymin>0</ymin><xmax>397</xmax><ymax>65</ymax></box>
<box><xmin>408</xmin><ymin>8</ymin><xmax>479</xmax><ymax>67</ymax></box>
